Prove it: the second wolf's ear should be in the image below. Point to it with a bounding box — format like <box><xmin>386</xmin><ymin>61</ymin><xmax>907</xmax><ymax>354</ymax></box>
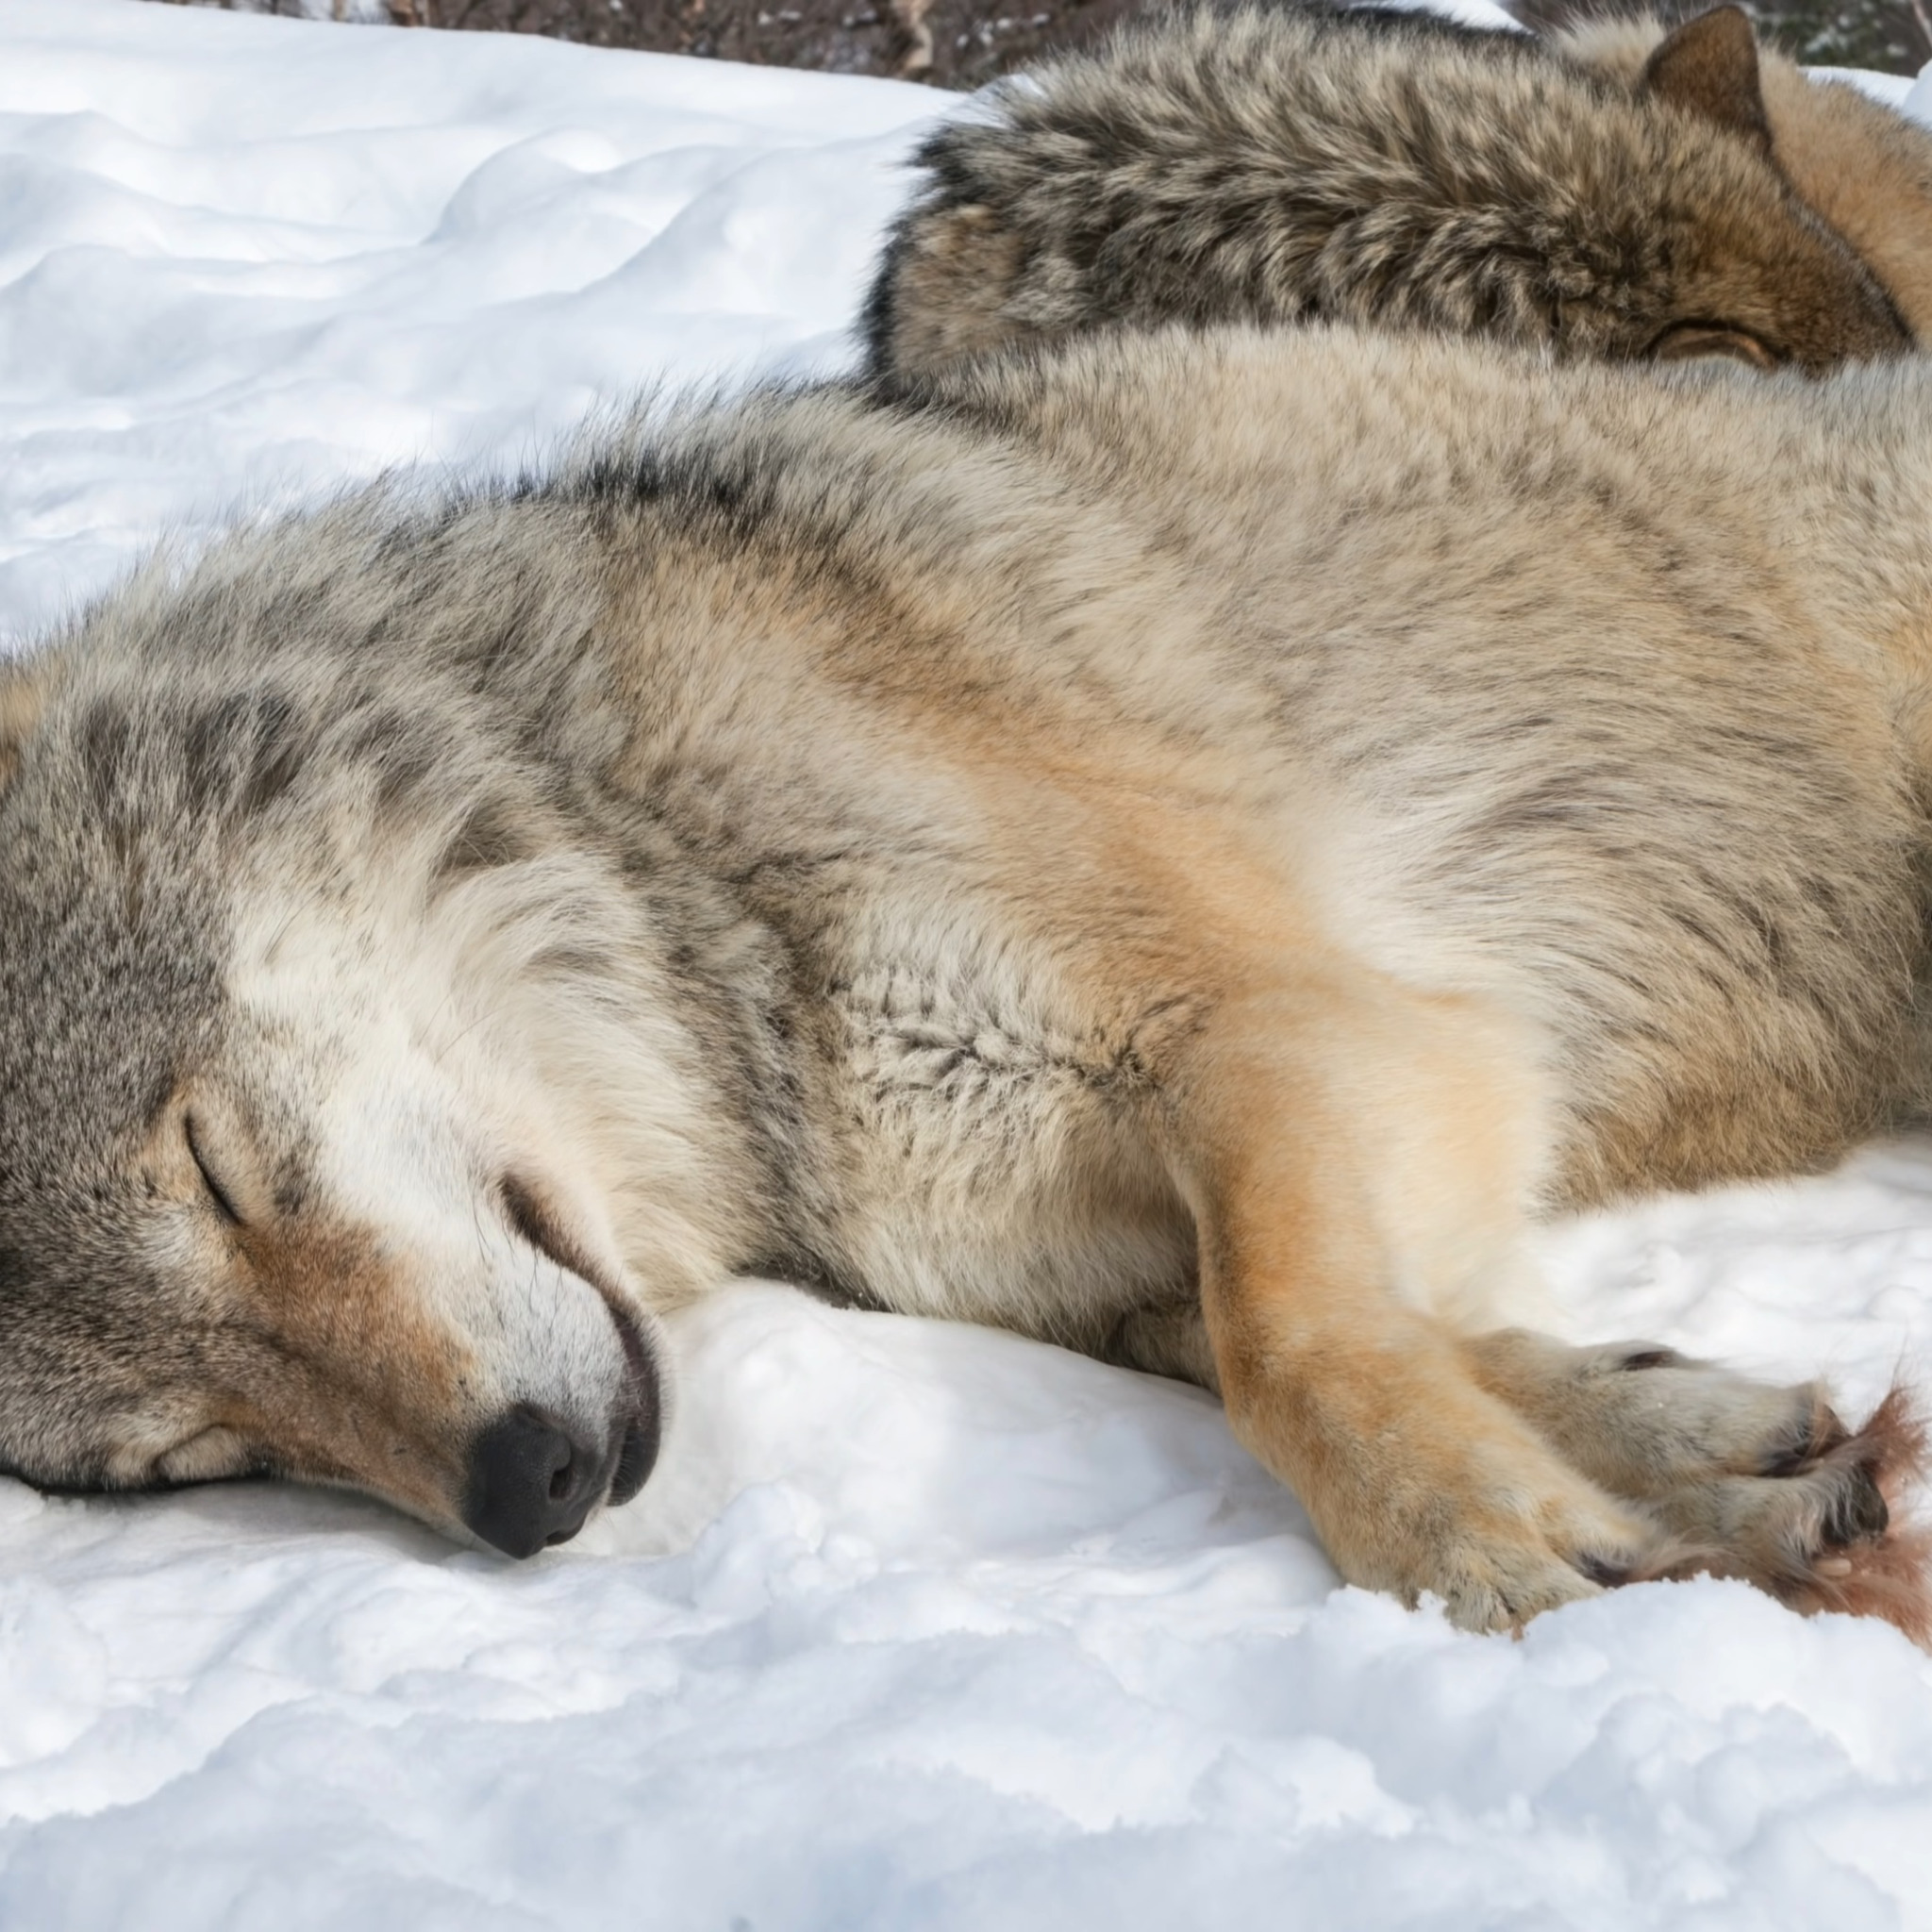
<box><xmin>0</xmin><ymin>653</ymin><xmax>59</xmax><ymax>797</ymax></box>
<box><xmin>1641</xmin><ymin>6</ymin><xmax>1774</xmax><ymax>157</ymax></box>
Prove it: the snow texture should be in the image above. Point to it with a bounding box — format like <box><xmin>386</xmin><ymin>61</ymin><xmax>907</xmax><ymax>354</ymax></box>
<box><xmin>5</xmin><ymin>2</ymin><xmax>1932</xmax><ymax>1924</ymax></box>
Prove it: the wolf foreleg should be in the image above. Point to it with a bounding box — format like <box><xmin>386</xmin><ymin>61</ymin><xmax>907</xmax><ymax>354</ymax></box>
<box><xmin>1161</xmin><ymin>981</ymin><xmax>1661</xmax><ymax>1632</ymax></box>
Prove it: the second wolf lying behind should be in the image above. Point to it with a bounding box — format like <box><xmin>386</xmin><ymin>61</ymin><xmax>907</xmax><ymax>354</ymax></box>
<box><xmin>2</xmin><ymin>326</ymin><xmax>1929</xmax><ymax>1635</ymax></box>
<box><xmin>863</xmin><ymin>4</ymin><xmax>1921</xmax><ymax>379</ymax></box>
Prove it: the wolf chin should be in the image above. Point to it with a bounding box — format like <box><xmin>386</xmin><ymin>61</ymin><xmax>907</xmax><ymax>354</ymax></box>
<box><xmin>861</xmin><ymin>3</ymin><xmax>1924</xmax><ymax>381</ymax></box>
<box><xmin>4</xmin><ymin>325</ymin><xmax>1931</xmax><ymax>1636</ymax></box>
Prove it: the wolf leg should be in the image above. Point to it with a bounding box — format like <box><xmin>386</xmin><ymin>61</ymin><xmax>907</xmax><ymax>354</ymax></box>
<box><xmin>1461</xmin><ymin>1329</ymin><xmax>1932</xmax><ymax>1638</ymax></box>
<box><xmin>1163</xmin><ymin>979</ymin><xmax>1667</xmax><ymax>1632</ymax></box>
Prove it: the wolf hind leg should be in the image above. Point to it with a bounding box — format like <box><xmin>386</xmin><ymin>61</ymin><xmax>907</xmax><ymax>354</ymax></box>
<box><xmin>1461</xmin><ymin>1329</ymin><xmax>1932</xmax><ymax>1640</ymax></box>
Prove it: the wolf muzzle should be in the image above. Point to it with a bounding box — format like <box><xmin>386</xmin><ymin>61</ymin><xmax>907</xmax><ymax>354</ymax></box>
<box><xmin>463</xmin><ymin>1382</ymin><xmax>660</xmax><ymax>1559</ymax></box>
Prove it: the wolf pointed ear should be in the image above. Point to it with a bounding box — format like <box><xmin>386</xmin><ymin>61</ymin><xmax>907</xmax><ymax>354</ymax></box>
<box><xmin>1641</xmin><ymin>7</ymin><xmax>1774</xmax><ymax>156</ymax></box>
<box><xmin>0</xmin><ymin>653</ymin><xmax>60</xmax><ymax>796</ymax></box>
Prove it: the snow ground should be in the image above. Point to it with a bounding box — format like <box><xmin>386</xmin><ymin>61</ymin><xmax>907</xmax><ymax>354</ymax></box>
<box><xmin>5</xmin><ymin>1</ymin><xmax>1932</xmax><ymax>1924</ymax></box>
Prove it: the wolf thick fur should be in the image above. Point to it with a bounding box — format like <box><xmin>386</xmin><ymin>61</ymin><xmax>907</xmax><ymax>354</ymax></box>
<box><xmin>5</xmin><ymin>325</ymin><xmax>1931</xmax><ymax>1633</ymax></box>
<box><xmin>1560</xmin><ymin>11</ymin><xmax>1932</xmax><ymax>341</ymax></box>
<box><xmin>861</xmin><ymin>4</ymin><xmax>1912</xmax><ymax>379</ymax></box>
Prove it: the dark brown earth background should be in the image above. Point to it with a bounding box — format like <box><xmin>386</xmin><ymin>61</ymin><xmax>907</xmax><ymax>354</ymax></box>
<box><xmin>154</xmin><ymin>0</ymin><xmax>1932</xmax><ymax>97</ymax></box>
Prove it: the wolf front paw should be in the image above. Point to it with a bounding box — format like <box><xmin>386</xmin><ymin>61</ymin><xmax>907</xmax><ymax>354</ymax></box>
<box><xmin>1311</xmin><ymin>1433</ymin><xmax>1670</xmax><ymax>1635</ymax></box>
<box><xmin>1416</xmin><ymin>1497</ymin><xmax>1662</xmax><ymax>1634</ymax></box>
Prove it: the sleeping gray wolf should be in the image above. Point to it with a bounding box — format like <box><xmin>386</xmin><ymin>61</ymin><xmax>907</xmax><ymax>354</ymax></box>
<box><xmin>3</xmin><ymin>323</ymin><xmax>1930</xmax><ymax>1639</ymax></box>
<box><xmin>860</xmin><ymin>3</ymin><xmax>1920</xmax><ymax>380</ymax></box>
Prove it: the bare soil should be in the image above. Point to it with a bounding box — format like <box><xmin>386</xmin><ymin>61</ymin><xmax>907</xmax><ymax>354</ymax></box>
<box><xmin>154</xmin><ymin>0</ymin><xmax>1932</xmax><ymax>92</ymax></box>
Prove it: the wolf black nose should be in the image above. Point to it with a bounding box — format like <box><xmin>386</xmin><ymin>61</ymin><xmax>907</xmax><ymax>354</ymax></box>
<box><xmin>463</xmin><ymin>1407</ymin><xmax>603</xmax><ymax>1558</ymax></box>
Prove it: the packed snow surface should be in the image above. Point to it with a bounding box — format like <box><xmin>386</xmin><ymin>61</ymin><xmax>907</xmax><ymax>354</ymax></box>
<box><xmin>6</xmin><ymin>1</ymin><xmax>1932</xmax><ymax>1924</ymax></box>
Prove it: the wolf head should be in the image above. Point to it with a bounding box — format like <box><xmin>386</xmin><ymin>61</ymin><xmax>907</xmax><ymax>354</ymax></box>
<box><xmin>1561</xmin><ymin>7</ymin><xmax>1932</xmax><ymax>350</ymax></box>
<box><xmin>0</xmin><ymin>517</ymin><xmax>752</xmax><ymax>1557</ymax></box>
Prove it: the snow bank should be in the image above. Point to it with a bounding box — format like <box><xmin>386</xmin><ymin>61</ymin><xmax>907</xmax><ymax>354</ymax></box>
<box><xmin>0</xmin><ymin>0</ymin><xmax>943</xmax><ymax>643</ymax></box>
<box><xmin>4</xmin><ymin>3</ymin><xmax>1932</xmax><ymax>1924</ymax></box>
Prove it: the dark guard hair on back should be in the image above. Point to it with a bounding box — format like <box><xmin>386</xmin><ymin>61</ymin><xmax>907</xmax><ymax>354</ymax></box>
<box><xmin>861</xmin><ymin>2</ymin><xmax>1910</xmax><ymax>380</ymax></box>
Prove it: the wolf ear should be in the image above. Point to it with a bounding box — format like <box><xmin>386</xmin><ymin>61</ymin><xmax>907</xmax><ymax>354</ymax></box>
<box><xmin>0</xmin><ymin>653</ymin><xmax>59</xmax><ymax>797</ymax></box>
<box><xmin>1641</xmin><ymin>6</ymin><xmax>1774</xmax><ymax>157</ymax></box>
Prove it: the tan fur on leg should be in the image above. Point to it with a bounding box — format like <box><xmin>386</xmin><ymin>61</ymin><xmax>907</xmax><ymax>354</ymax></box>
<box><xmin>1162</xmin><ymin>984</ymin><xmax>1663</xmax><ymax>1631</ymax></box>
